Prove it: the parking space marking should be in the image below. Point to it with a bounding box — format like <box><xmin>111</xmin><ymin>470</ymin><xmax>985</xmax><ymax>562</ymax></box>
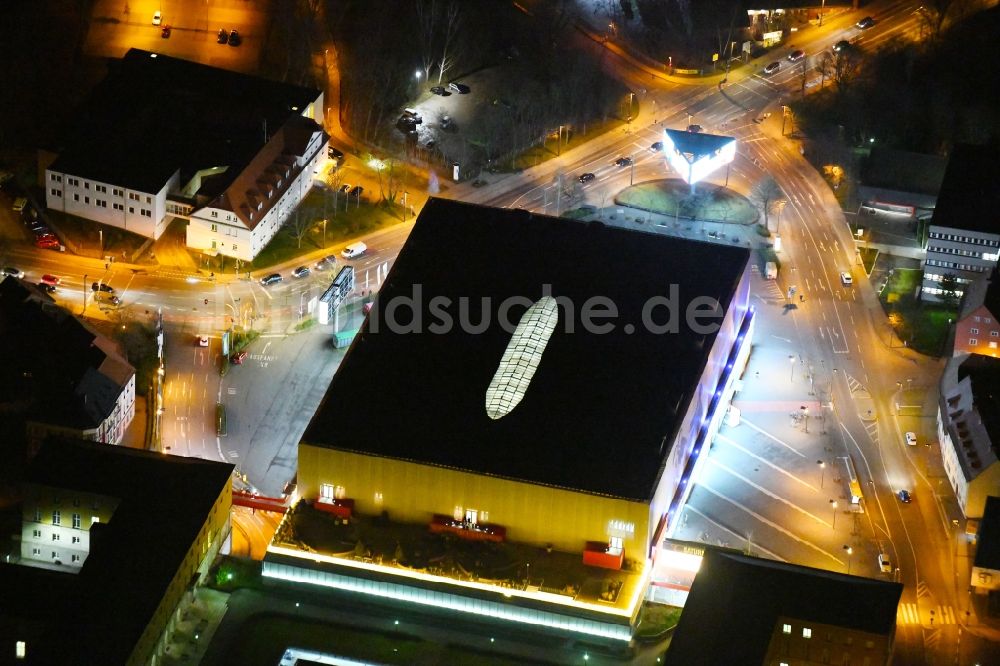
<box><xmin>715</xmin><ymin>433</ymin><xmax>817</xmax><ymax>492</ymax></box>
<box><xmin>698</xmin><ymin>484</ymin><xmax>844</xmax><ymax>565</ymax></box>
<box><xmin>708</xmin><ymin>458</ymin><xmax>830</xmax><ymax>527</ymax></box>
<box><xmin>738</xmin><ymin>418</ymin><xmax>807</xmax><ymax>458</ymax></box>
<box><xmin>683</xmin><ymin>504</ymin><xmax>785</xmax><ymax>561</ymax></box>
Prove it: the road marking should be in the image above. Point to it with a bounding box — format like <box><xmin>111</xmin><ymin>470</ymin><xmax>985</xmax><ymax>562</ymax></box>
<box><xmin>682</xmin><ymin>504</ymin><xmax>785</xmax><ymax>561</ymax></box>
<box><xmin>739</xmin><ymin>417</ymin><xmax>807</xmax><ymax>458</ymax></box>
<box><xmin>697</xmin><ymin>485</ymin><xmax>843</xmax><ymax>565</ymax></box>
<box><xmin>897</xmin><ymin>602</ymin><xmax>920</xmax><ymax>625</ymax></box>
<box><xmin>715</xmin><ymin>433</ymin><xmax>817</xmax><ymax>492</ymax></box>
<box><xmin>227</xmin><ymin>388</ymin><xmax>237</xmax><ymax>395</ymax></box>
<box><xmin>708</xmin><ymin>458</ymin><xmax>830</xmax><ymax>527</ymax></box>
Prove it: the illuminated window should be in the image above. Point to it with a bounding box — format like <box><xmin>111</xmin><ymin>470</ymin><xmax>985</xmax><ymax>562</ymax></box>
<box><xmin>91</xmin><ymin>516</ymin><xmax>100</xmax><ymax>524</ymax></box>
<box><xmin>608</xmin><ymin>536</ymin><xmax>623</xmax><ymax>555</ymax></box>
<box><xmin>782</xmin><ymin>623</ymin><xmax>791</xmax><ymax>634</ymax></box>
<box><xmin>803</xmin><ymin>627</ymin><xmax>812</xmax><ymax>638</ymax></box>
<box><xmin>334</xmin><ymin>485</ymin><xmax>346</xmax><ymax>500</ymax></box>
<box><xmin>485</xmin><ymin>296</ymin><xmax>559</xmax><ymax>420</ymax></box>
<box><xmin>320</xmin><ymin>484</ymin><xmax>334</xmax><ymax>500</ymax></box>
<box><xmin>480</xmin><ymin>511</ymin><xmax>489</xmax><ymax>522</ymax></box>
<box><xmin>453</xmin><ymin>506</ymin><xmax>464</xmax><ymax>521</ymax></box>
<box><xmin>16</xmin><ymin>640</ymin><xmax>25</xmax><ymax>659</ymax></box>
<box><xmin>465</xmin><ymin>509</ymin><xmax>478</xmax><ymax>525</ymax></box>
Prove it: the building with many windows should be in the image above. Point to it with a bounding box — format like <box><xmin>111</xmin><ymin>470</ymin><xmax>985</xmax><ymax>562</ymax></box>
<box><xmin>0</xmin><ymin>438</ymin><xmax>232</xmax><ymax>665</ymax></box>
<box><xmin>0</xmin><ymin>277</ymin><xmax>135</xmax><ymax>448</ymax></box>
<box><xmin>971</xmin><ymin>495</ymin><xmax>1000</xmax><ymax>594</ymax></box>
<box><xmin>267</xmin><ymin>198</ymin><xmax>756</xmax><ymax>642</ymax></box>
<box><xmin>664</xmin><ymin>550</ymin><xmax>902</xmax><ymax>665</ymax></box>
<box><xmin>43</xmin><ymin>49</ymin><xmax>327</xmax><ymax>261</ymax></box>
<box><xmin>921</xmin><ymin>144</ymin><xmax>1000</xmax><ymax>301</ymax></box>
<box><xmin>954</xmin><ymin>267</ymin><xmax>1000</xmax><ymax>357</ymax></box>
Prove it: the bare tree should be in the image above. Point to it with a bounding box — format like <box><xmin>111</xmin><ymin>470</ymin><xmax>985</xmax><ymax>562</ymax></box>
<box><xmin>750</xmin><ymin>176</ymin><xmax>786</xmax><ymax>231</ymax></box>
<box><xmin>915</xmin><ymin>0</ymin><xmax>982</xmax><ymax>39</ymax></box>
<box><xmin>285</xmin><ymin>210</ymin><xmax>315</xmax><ymax>249</ymax></box>
<box><xmin>373</xmin><ymin>157</ymin><xmax>405</xmax><ymax>207</ymax></box>
<box><xmin>436</xmin><ymin>1</ymin><xmax>462</xmax><ymax>84</ymax></box>
<box><xmin>415</xmin><ymin>0</ymin><xmax>437</xmax><ymax>82</ymax></box>
<box><xmin>830</xmin><ymin>46</ymin><xmax>864</xmax><ymax>99</ymax></box>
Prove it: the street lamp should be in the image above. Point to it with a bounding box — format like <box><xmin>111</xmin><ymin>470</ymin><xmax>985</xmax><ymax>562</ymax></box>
<box><xmin>818</xmin><ymin>460</ymin><xmax>826</xmax><ymax>489</ymax></box>
<box><xmin>789</xmin><ymin>355</ymin><xmax>796</xmax><ymax>382</ymax></box>
<box><xmin>401</xmin><ymin>191</ymin><xmax>409</xmax><ymax>221</ymax></box>
<box><xmin>818</xmin><ymin>0</ymin><xmax>826</xmax><ymax>26</ymax></box>
<box><xmin>830</xmin><ymin>500</ymin><xmax>837</xmax><ymax>529</ymax></box>
<box><xmin>843</xmin><ymin>545</ymin><xmax>853</xmax><ymax>574</ymax></box>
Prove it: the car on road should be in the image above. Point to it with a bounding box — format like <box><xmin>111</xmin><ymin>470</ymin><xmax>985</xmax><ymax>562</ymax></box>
<box><xmin>315</xmin><ymin>255</ymin><xmax>338</xmax><ymax>270</ymax></box>
<box><xmin>2</xmin><ymin>267</ymin><xmax>25</xmax><ymax>279</ymax></box>
<box><xmin>40</xmin><ymin>274</ymin><xmax>60</xmax><ymax>286</ymax></box>
<box><xmin>878</xmin><ymin>552</ymin><xmax>892</xmax><ymax>573</ymax></box>
<box><xmin>152</xmin><ymin>10</ymin><xmax>162</xmax><ymax>25</ymax></box>
<box><xmin>856</xmin><ymin>16</ymin><xmax>875</xmax><ymax>29</ymax></box>
<box><xmin>197</xmin><ymin>335</ymin><xmax>209</xmax><ymax>347</ymax></box>
<box><xmin>92</xmin><ymin>282</ymin><xmax>115</xmax><ymax>293</ymax></box>
<box><xmin>686</xmin><ymin>124</ymin><xmax>703</xmax><ymax>133</ymax></box>
<box><xmin>898</xmin><ymin>489</ymin><xmax>912</xmax><ymax>503</ymax></box>
<box><xmin>292</xmin><ymin>266</ymin><xmax>311</xmax><ymax>278</ymax></box>
<box><xmin>94</xmin><ymin>292</ymin><xmax>121</xmax><ymax>307</ymax></box>
<box><xmin>342</xmin><ymin>242</ymin><xmax>367</xmax><ymax>259</ymax></box>
<box><xmin>840</xmin><ymin>271</ymin><xmax>853</xmax><ymax>286</ymax></box>
<box><xmin>217</xmin><ymin>28</ymin><xmax>228</xmax><ymax>43</ymax></box>
<box><xmin>260</xmin><ymin>273</ymin><xmax>282</xmax><ymax>286</ymax></box>
<box><xmin>763</xmin><ymin>61</ymin><xmax>781</xmax><ymax>75</ymax></box>
<box><xmin>578</xmin><ymin>172</ymin><xmax>596</xmax><ymax>183</ymax></box>
<box><xmin>429</xmin><ymin>86</ymin><xmax>446</xmax><ymax>96</ymax></box>
<box><xmin>833</xmin><ymin>40</ymin><xmax>851</xmax><ymax>53</ymax></box>
<box><xmin>231</xmin><ymin>350</ymin><xmax>248</xmax><ymax>365</ymax></box>
<box><xmin>161</xmin><ymin>25</ymin><xmax>171</xmax><ymax>38</ymax></box>
<box><xmin>905</xmin><ymin>431</ymin><xmax>917</xmax><ymax>446</ymax></box>
<box><xmin>349</xmin><ymin>185</ymin><xmax>364</xmax><ymax>198</ymax></box>
<box><xmin>36</xmin><ymin>283</ymin><xmax>56</xmax><ymax>294</ymax></box>
<box><xmin>447</xmin><ymin>82</ymin><xmax>471</xmax><ymax>94</ymax></box>
<box><xmin>614</xmin><ymin>157</ymin><xmax>633</xmax><ymax>167</ymax></box>
<box><xmin>327</xmin><ymin>146</ymin><xmax>344</xmax><ymax>164</ymax></box>
<box><xmin>788</xmin><ymin>49</ymin><xmax>805</xmax><ymax>62</ymax></box>
<box><xmin>228</xmin><ymin>29</ymin><xmax>241</xmax><ymax>46</ymax></box>
<box><xmin>650</xmin><ymin>141</ymin><xmax>663</xmax><ymax>152</ymax></box>
<box><xmin>35</xmin><ymin>238</ymin><xmax>60</xmax><ymax>250</ymax></box>
<box><xmin>11</xmin><ymin>197</ymin><xmax>27</xmax><ymax>212</ymax></box>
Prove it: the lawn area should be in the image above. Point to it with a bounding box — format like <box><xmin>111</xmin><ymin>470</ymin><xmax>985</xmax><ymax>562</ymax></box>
<box><xmin>248</xmin><ymin>187</ymin><xmax>403</xmax><ymax>271</ymax></box>
<box><xmin>634</xmin><ymin>602</ymin><xmax>682</xmax><ymax>639</ymax></box>
<box><xmin>220</xmin><ymin>613</ymin><xmax>551</xmax><ymax>666</ymax></box>
<box><xmin>859</xmin><ymin>247</ymin><xmax>879</xmax><ymax>275</ymax></box>
<box><xmin>880</xmin><ymin>267</ymin><xmax>955</xmax><ymax>356</ymax></box>
<box><xmin>509</xmin><ymin>116</ymin><xmax>625</xmax><ymax>171</ymax></box>
<box><xmin>615</xmin><ymin>180</ymin><xmax>758</xmax><ymax>225</ymax></box>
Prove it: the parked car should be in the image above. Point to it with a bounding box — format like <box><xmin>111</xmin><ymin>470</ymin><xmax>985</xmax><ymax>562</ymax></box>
<box><xmin>447</xmin><ymin>82</ymin><xmax>470</xmax><ymax>94</ymax></box>
<box><xmin>2</xmin><ymin>267</ymin><xmax>25</xmax><ymax>279</ymax></box>
<box><xmin>259</xmin><ymin>273</ymin><xmax>282</xmax><ymax>286</ymax></box>
<box><xmin>856</xmin><ymin>16</ymin><xmax>875</xmax><ymax>29</ymax></box>
<box><xmin>787</xmin><ymin>49</ymin><xmax>805</xmax><ymax>62</ymax></box>
<box><xmin>35</xmin><ymin>233</ymin><xmax>57</xmax><ymax>243</ymax></box>
<box><xmin>231</xmin><ymin>350</ymin><xmax>248</xmax><ymax>365</ymax></box>
<box><xmin>94</xmin><ymin>292</ymin><xmax>121</xmax><ymax>306</ymax></box>
<box><xmin>161</xmin><ymin>25</ymin><xmax>171</xmax><ymax>38</ymax></box>
<box><xmin>40</xmin><ymin>274</ymin><xmax>60</xmax><ymax>286</ymax></box>
<box><xmin>650</xmin><ymin>141</ymin><xmax>663</xmax><ymax>152</ymax></box>
<box><xmin>686</xmin><ymin>124</ymin><xmax>703</xmax><ymax>133</ymax></box>
<box><xmin>898</xmin><ymin>489</ymin><xmax>912</xmax><ymax>503</ymax></box>
<box><xmin>429</xmin><ymin>86</ymin><xmax>446</xmax><ymax>96</ymax></box>
<box><xmin>152</xmin><ymin>10</ymin><xmax>162</xmax><ymax>25</ymax></box>
<box><xmin>840</xmin><ymin>271</ymin><xmax>853</xmax><ymax>286</ymax></box>
<box><xmin>614</xmin><ymin>157</ymin><xmax>633</xmax><ymax>167</ymax></box>
<box><xmin>833</xmin><ymin>40</ymin><xmax>851</xmax><ymax>53</ymax></box>
<box><xmin>764</xmin><ymin>61</ymin><xmax>781</xmax><ymax>75</ymax></box>
<box><xmin>578</xmin><ymin>172</ymin><xmax>596</xmax><ymax>183</ymax></box>
<box><xmin>342</xmin><ymin>242</ymin><xmax>367</xmax><ymax>259</ymax></box>
<box><xmin>338</xmin><ymin>183</ymin><xmax>351</xmax><ymax>195</ymax></box>
<box><xmin>292</xmin><ymin>265</ymin><xmax>311</xmax><ymax>278</ymax></box>
<box><xmin>218</xmin><ymin>28</ymin><xmax>228</xmax><ymax>43</ymax></box>
<box><xmin>327</xmin><ymin>147</ymin><xmax>344</xmax><ymax>163</ymax></box>
<box><xmin>349</xmin><ymin>185</ymin><xmax>364</xmax><ymax>198</ymax></box>
<box><xmin>92</xmin><ymin>282</ymin><xmax>115</xmax><ymax>293</ymax></box>
<box><xmin>228</xmin><ymin>29</ymin><xmax>241</xmax><ymax>46</ymax></box>
<box><xmin>316</xmin><ymin>255</ymin><xmax>338</xmax><ymax>270</ymax></box>
<box><xmin>35</xmin><ymin>238</ymin><xmax>60</xmax><ymax>250</ymax></box>
<box><xmin>905</xmin><ymin>432</ymin><xmax>917</xmax><ymax>446</ymax></box>
<box><xmin>197</xmin><ymin>335</ymin><xmax>209</xmax><ymax>347</ymax></box>
<box><xmin>36</xmin><ymin>282</ymin><xmax>56</xmax><ymax>294</ymax></box>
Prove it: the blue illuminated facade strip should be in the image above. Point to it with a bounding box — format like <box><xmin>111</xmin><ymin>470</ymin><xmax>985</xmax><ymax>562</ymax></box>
<box><xmin>262</xmin><ymin>560</ymin><xmax>633</xmax><ymax>642</ymax></box>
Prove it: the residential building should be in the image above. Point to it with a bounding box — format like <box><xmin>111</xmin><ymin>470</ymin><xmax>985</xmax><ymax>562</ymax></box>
<box><xmin>0</xmin><ymin>438</ymin><xmax>232</xmax><ymax>665</ymax></box>
<box><xmin>43</xmin><ymin>49</ymin><xmax>328</xmax><ymax>261</ymax></box>
<box><xmin>664</xmin><ymin>550</ymin><xmax>902</xmax><ymax>665</ymax></box>
<box><xmin>858</xmin><ymin>146</ymin><xmax>947</xmax><ymax>217</ymax></box>
<box><xmin>921</xmin><ymin>144</ymin><xmax>1000</xmax><ymax>301</ymax></box>
<box><xmin>267</xmin><ymin>198</ymin><xmax>756</xmax><ymax>642</ymax></box>
<box><xmin>971</xmin><ymin>496</ymin><xmax>1000</xmax><ymax>593</ymax></box>
<box><xmin>954</xmin><ymin>267</ymin><xmax>1000</xmax><ymax>357</ymax></box>
<box><xmin>938</xmin><ymin>354</ymin><xmax>1000</xmax><ymax>519</ymax></box>
<box><xmin>0</xmin><ymin>277</ymin><xmax>135</xmax><ymax>448</ymax></box>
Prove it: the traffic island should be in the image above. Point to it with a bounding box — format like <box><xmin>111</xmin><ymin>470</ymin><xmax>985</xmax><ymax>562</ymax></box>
<box><xmin>614</xmin><ymin>179</ymin><xmax>758</xmax><ymax>226</ymax></box>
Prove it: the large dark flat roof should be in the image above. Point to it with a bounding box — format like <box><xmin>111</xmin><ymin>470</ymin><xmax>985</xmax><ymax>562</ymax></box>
<box><xmin>49</xmin><ymin>49</ymin><xmax>321</xmax><ymax>194</ymax></box>
<box><xmin>665</xmin><ymin>551</ymin><xmax>903</xmax><ymax>665</ymax></box>
<box><xmin>303</xmin><ymin>198</ymin><xmax>750</xmax><ymax>501</ymax></box>
<box><xmin>930</xmin><ymin>144</ymin><xmax>1000</xmax><ymax>234</ymax></box>
<box><xmin>861</xmin><ymin>147</ymin><xmax>948</xmax><ymax>196</ymax></box>
<box><xmin>976</xmin><ymin>496</ymin><xmax>1000</xmax><ymax>570</ymax></box>
<box><xmin>8</xmin><ymin>439</ymin><xmax>232</xmax><ymax>665</ymax></box>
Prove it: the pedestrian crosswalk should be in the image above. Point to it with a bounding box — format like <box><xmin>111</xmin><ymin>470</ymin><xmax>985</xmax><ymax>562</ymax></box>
<box><xmin>897</xmin><ymin>602</ymin><xmax>958</xmax><ymax>625</ymax></box>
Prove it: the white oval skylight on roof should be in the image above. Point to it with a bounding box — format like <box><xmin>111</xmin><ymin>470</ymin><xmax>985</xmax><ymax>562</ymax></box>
<box><xmin>485</xmin><ymin>296</ymin><xmax>559</xmax><ymax>420</ymax></box>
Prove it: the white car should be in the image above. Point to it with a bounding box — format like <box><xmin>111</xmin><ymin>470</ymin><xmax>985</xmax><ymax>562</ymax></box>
<box><xmin>152</xmin><ymin>11</ymin><xmax>162</xmax><ymax>25</ymax></box>
<box><xmin>198</xmin><ymin>335</ymin><xmax>209</xmax><ymax>347</ymax></box>
<box><xmin>342</xmin><ymin>242</ymin><xmax>367</xmax><ymax>259</ymax></box>
<box><xmin>840</xmin><ymin>272</ymin><xmax>853</xmax><ymax>286</ymax></box>
<box><xmin>905</xmin><ymin>432</ymin><xmax>917</xmax><ymax>446</ymax></box>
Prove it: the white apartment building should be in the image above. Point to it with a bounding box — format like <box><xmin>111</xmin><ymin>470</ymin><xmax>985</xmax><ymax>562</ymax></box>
<box><xmin>19</xmin><ymin>485</ymin><xmax>119</xmax><ymax>571</ymax></box>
